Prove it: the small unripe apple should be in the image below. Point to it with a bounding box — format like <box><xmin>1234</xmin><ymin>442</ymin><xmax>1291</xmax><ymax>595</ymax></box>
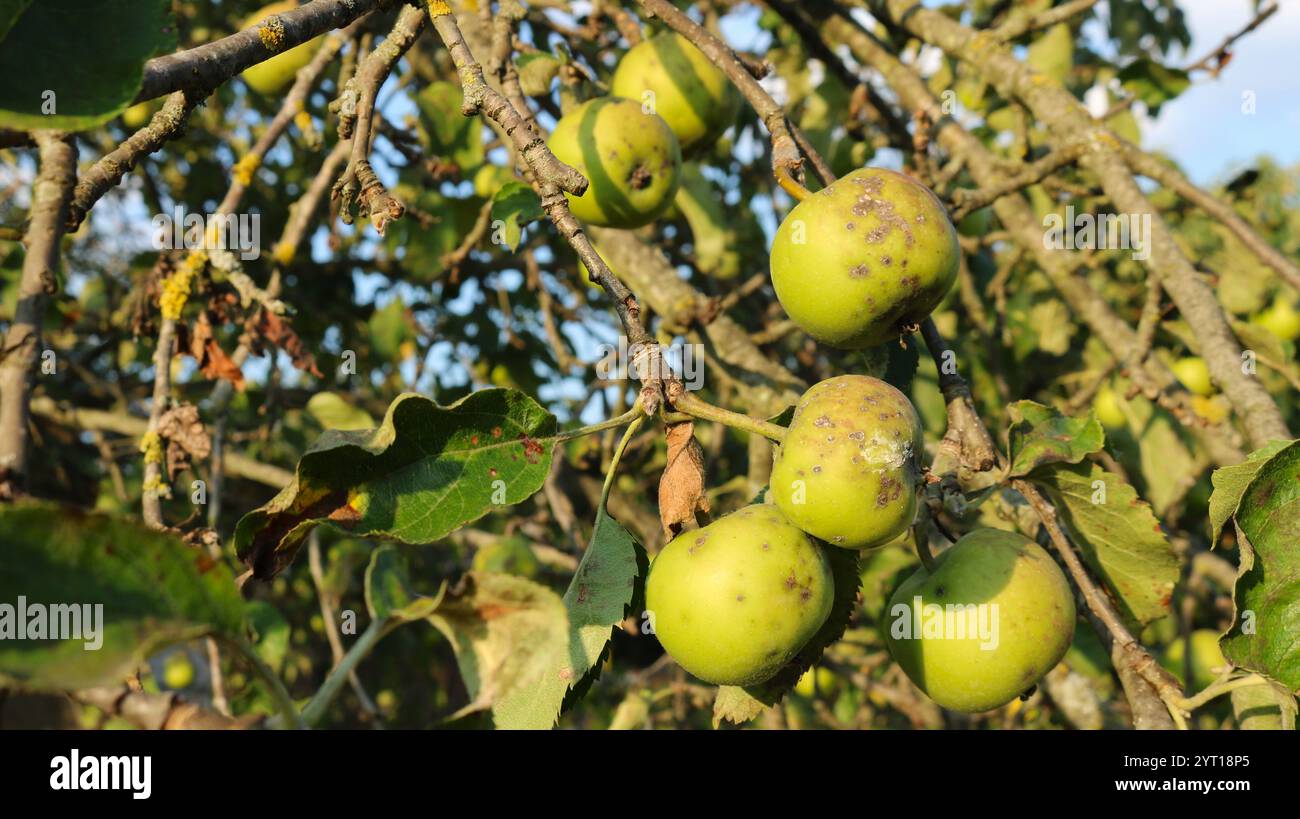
<box><xmin>770</xmin><ymin>168</ymin><xmax>959</xmax><ymax>349</ymax></box>
<box><xmin>1251</xmin><ymin>294</ymin><xmax>1300</xmax><ymax>342</ymax></box>
<box><xmin>1094</xmin><ymin>385</ymin><xmax>1127</xmax><ymax>430</ymax></box>
<box><xmin>162</xmin><ymin>652</ymin><xmax>195</xmax><ymax>689</ymax></box>
<box><xmin>610</xmin><ymin>32</ymin><xmax>741</xmax><ymax>154</ymax></box>
<box><xmin>471</xmin><ymin>536</ymin><xmax>542</xmax><ymax>579</ymax></box>
<box><xmin>241</xmin><ymin>1</ymin><xmax>325</xmax><ymax>96</ymax></box>
<box><xmin>547</xmin><ymin>97</ymin><xmax>682</xmax><ymax>228</ymax></box>
<box><xmin>885</xmin><ymin>529</ymin><xmax>1076</xmax><ymax>713</ymax></box>
<box><xmin>122</xmin><ymin>99</ymin><xmax>161</xmax><ymax>129</ymax></box>
<box><xmin>1161</xmin><ymin>629</ymin><xmax>1228</xmax><ymax>693</ymax></box>
<box><xmin>771</xmin><ymin>375</ymin><xmax>922</xmax><ymax>549</ymax></box>
<box><xmin>645</xmin><ymin>504</ymin><xmax>834</xmax><ymax>686</ymax></box>
<box><xmin>793</xmin><ymin>665</ymin><xmax>840</xmax><ymax>698</ymax></box>
<box><xmin>1171</xmin><ymin>356</ymin><xmax>1214</xmax><ymax>397</ymax></box>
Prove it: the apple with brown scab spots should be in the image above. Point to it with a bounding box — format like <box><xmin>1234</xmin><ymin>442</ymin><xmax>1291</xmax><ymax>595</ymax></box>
<box><xmin>770</xmin><ymin>375</ymin><xmax>923</xmax><ymax>550</ymax></box>
<box><xmin>770</xmin><ymin>168</ymin><xmax>960</xmax><ymax>349</ymax></box>
<box><xmin>644</xmin><ymin>504</ymin><xmax>834</xmax><ymax>686</ymax></box>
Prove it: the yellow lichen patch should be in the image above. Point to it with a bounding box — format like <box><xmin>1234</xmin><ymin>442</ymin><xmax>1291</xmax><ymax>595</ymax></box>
<box><xmin>139</xmin><ymin>431</ymin><xmax>164</xmax><ymax>464</ymax></box>
<box><xmin>161</xmin><ymin>250</ymin><xmax>207</xmax><ymax>321</ymax></box>
<box><xmin>427</xmin><ymin>0</ymin><xmax>453</xmax><ymax>17</ymax></box>
<box><xmin>293</xmin><ymin>109</ymin><xmax>313</xmax><ymax>132</ymax></box>
<box><xmin>258</xmin><ymin>16</ymin><xmax>287</xmax><ymax>52</ymax></box>
<box><xmin>233</xmin><ymin>153</ymin><xmax>261</xmax><ymax>186</ymax></box>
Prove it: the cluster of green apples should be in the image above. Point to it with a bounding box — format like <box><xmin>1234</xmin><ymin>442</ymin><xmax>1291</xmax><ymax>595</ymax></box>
<box><xmin>647</xmin><ymin>374</ymin><xmax>1075</xmax><ymax>713</ymax></box>
<box><xmin>547</xmin><ymin>32</ymin><xmax>740</xmax><ymax>228</ymax></box>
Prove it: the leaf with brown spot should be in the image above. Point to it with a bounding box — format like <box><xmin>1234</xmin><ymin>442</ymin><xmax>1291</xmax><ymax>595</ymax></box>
<box><xmin>234</xmin><ymin>389</ymin><xmax>557</xmax><ymax>579</ymax></box>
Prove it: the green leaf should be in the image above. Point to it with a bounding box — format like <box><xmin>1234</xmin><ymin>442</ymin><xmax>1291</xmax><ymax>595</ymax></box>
<box><xmin>245</xmin><ymin>601</ymin><xmax>290</xmax><ymax>674</ymax></box>
<box><xmin>489</xmin><ymin>181</ymin><xmax>543</xmax><ymax>252</ymax></box>
<box><xmin>383</xmin><ymin>182</ymin><xmax>485</xmax><ymax>282</ymax></box>
<box><xmin>0</xmin><ymin>0</ymin><xmax>175</xmax><ymax>131</ymax></box>
<box><xmin>427</xmin><ymin>572</ymin><xmax>569</xmax><ymax>725</ymax></box>
<box><xmin>1220</xmin><ymin>440</ymin><xmax>1300</xmax><ymax>690</ymax></box>
<box><xmin>364</xmin><ymin>545</ymin><xmax>443</xmax><ymax>622</ymax></box>
<box><xmin>234</xmin><ymin>389</ymin><xmax>558</xmax><ymax>579</ymax></box>
<box><xmin>0</xmin><ymin>502</ymin><xmax>244</xmax><ymax>690</ymax></box>
<box><xmin>1007</xmin><ymin>400</ymin><xmax>1104</xmax><ymax>477</ymax></box>
<box><xmin>1032</xmin><ymin>461</ymin><xmax>1177</xmax><ymax>629</ymax></box>
<box><xmin>415</xmin><ymin>80</ymin><xmax>485</xmax><ymax>172</ymax></box>
<box><xmin>1117</xmin><ymin>58</ymin><xmax>1190</xmax><ymax>115</ymax></box>
<box><xmin>714</xmin><ymin>545</ymin><xmax>861</xmax><ymax>726</ymax></box>
<box><xmin>367</xmin><ymin>297</ymin><xmax>414</xmax><ymax>362</ymax></box>
<box><xmin>515</xmin><ymin>51</ymin><xmax>560</xmax><ymax>96</ymax></box>
<box><xmin>494</xmin><ymin>506</ymin><xmax>646</xmax><ymax>729</ymax></box>
<box><xmin>1208</xmin><ymin>439</ymin><xmax>1290</xmax><ymax>546</ymax></box>
<box><xmin>674</xmin><ymin>164</ymin><xmax>741</xmax><ymax>280</ymax></box>
<box><xmin>1026</xmin><ymin>23</ymin><xmax>1073</xmax><ymax>83</ymax></box>
<box><xmin>306</xmin><ymin>391</ymin><xmax>376</xmax><ymax>431</ymax></box>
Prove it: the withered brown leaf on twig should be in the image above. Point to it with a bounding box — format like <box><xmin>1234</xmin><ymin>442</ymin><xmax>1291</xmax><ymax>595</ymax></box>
<box><xmin>658</xmin><ymin>420</ymin><xmax>710</xmax><ymax>540</ymax></box>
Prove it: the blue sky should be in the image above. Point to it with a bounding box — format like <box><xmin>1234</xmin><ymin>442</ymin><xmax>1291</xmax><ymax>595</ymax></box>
<box><xmin>1132</xmin><ymin>0</ymin><xmax>1300</xmax><ymax>185</ymax></box>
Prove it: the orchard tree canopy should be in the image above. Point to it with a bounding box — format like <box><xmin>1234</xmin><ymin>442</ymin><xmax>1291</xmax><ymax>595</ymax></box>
<box><xmin>0</xmin><ymin>0</ymin><xmax>1297</xmax><ymax>732</ymax></box>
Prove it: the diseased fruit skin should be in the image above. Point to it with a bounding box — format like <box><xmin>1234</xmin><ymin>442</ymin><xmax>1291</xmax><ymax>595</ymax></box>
<box><xmin>770</xmin><ymin>168</ymin><xmax>959</xmax><ymax>349</ymax></box>
<box><xmin>610</xmin><ymin>32</ymin><xmax>741</xmax><ymax>154</ymax></box>
<box><xmin>885</xmin><ymin>529</ymin><xmax>1076</xmax><ymax>713</ymax></box>
<box><xmin>241</xmin><ymin>2</ymin><xmax>325</xmax><ymax>96</ymax></box>
<box><xmin>547</xmin><ymin>97</ymin><xmax>682</xmax><ymax>228</ymax></box>
<box><xmin>645</xmin><ymin>504</ymin><xmax>834</xmax><ymax>686</ymax></box>
<box><xmin>771</xmin><ymin>375</ymin><xmax>922</xmax><ymax>550</ymax></box>
<box><xmin>1161</xmin><ymin>629</ymin><xmax>1228</xmax><ymax>693</ymax></box>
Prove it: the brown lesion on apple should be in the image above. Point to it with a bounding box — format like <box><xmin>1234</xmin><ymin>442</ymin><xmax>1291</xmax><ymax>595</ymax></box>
<box><xmin>629</xmin><ymin>165</ymin><xmax>652</xmax><ymax>190</ymax></box>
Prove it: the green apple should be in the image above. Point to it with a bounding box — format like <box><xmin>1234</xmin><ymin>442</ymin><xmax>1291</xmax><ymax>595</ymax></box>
<box><xmin>122</xmin><ymin>99</ymin><xmax>161</xmax><ymax>129</ymax></box>
<box><xmin>241</xmin><ymin>1</ymin><xmax>325</xmax><ymax>96</ymax></box>
<box><xmin>885</xmin><ymin>529</ymin><xmax>1076</xmax><ymax>713</ymax></box>
<box><xmin>1161</xmin><ymin>629</ymin><xmax>1228</xmax><ymax>693</ymax></box>
<box><xmin>547</xmin><ymin>97</ymin><xmax>682</xmax><ymax>228</ymax></box>
<box><xmin>610</xmin><ymin>32</ymin><xmax>741</xmax><ymax>154</ymax></box>
<box><xmin>471</xmin><ymin>535</ymin><xmax>542</xmax><ymax>579</ymax></box>
<box><xmin>793</xmin><ymin>665</ymin><xmax>840</xmax><ymax>698</ymax></box>
<box><xmin>162</xmin><ymin>652</ymin><xmax>195</xmax><ymax>689</ymax></box>
<box><xmin>1171</xmin><ymin>356</ymin><xmax>1214</xmax><ymax>397</ymax></box>
<box><xmin>1094</xmin><ymin>385</ymin><xmax>1126</xmax><ymax>430</ymax></box>
<box><xmin>1251</xmin><ymin>294</ymin><xmax>1300</xmax><ymax>342</ymax></box>
<box><xmin>770</xmin><ymin>168</ymin><xmax>960</xmax><ymax>349</ymax></box>
<box><xmin>771</xmin><ymin>375</ymin><xmax>922</xmax><ymax>549</ymax></box>
<box><xmin>645</xmin><ymin>504</ymin><xmax>834</xmax><ymax>686</ymax></box>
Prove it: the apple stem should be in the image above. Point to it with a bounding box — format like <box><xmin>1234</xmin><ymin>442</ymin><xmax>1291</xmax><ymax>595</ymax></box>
<box><xmin>669</xmin><ymin>390</ymin><xmax>788</xmax><ymax>443</ymax></box>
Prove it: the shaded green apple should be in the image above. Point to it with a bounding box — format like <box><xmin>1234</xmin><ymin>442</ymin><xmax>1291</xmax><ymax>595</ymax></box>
<box><xmin>1161</xmin><ymin>629</ymin><xmax>1228</xmax><ymax>693</ymax></box>
<box><xmin>1094</xmin><ymin>385</ymin><xmax>1127</xmax><ymax>430</ymax></box>
<box><xmin>770</xmin><ymin>168</ymin><xmax>959</xmax><ymax>349</ymax></box>
<box><xmin>547</xmin><ymin>97</ymin><xmax>682</xmax><ymax>228</ymax></box>
<box><xmin>771</xmin><ymin>375</ymin><xmax>922</xmax><ymax>549</ymax></box>
<box><xmin>1251</xmin><ymin>294</ymin><xmax>1300</xmax><ymax>342</ymax></box>
<box><xmin>471</xmin><ymin>535</ymin><xmax>541</xmax><ymax>579</ymax></box>
<box><xmin>241</xmin><ymin>1</ymin><xmax>325</xmax><ymax>97</ymax></box>
<box><xmin>610</xmin><ymin>32</ymin><xmax>741</xmax><ymax>154</ymax></box>
<box><xmin>122</xmin><ymin>99</ymin><xmax>161</xmax><ymax>130</ymax></box>
<box><xmin>162</xmin><ymin>652</ymin><xmax>195</xmax><ymax>689</ymax></box>
<box><xmin>885</xmin><ymin>529</ymin><xmax>1076</xmax><ymax>713</ymax></box>
<box><xmin>645</xmin><ymin>504</ymin><xmax>833</xmax><ymax>686</ymax></box>
<box><xmin>1172</xmin><ymin>356</ymin><xmax>1214</xmax><ymax>397</ymax></box>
